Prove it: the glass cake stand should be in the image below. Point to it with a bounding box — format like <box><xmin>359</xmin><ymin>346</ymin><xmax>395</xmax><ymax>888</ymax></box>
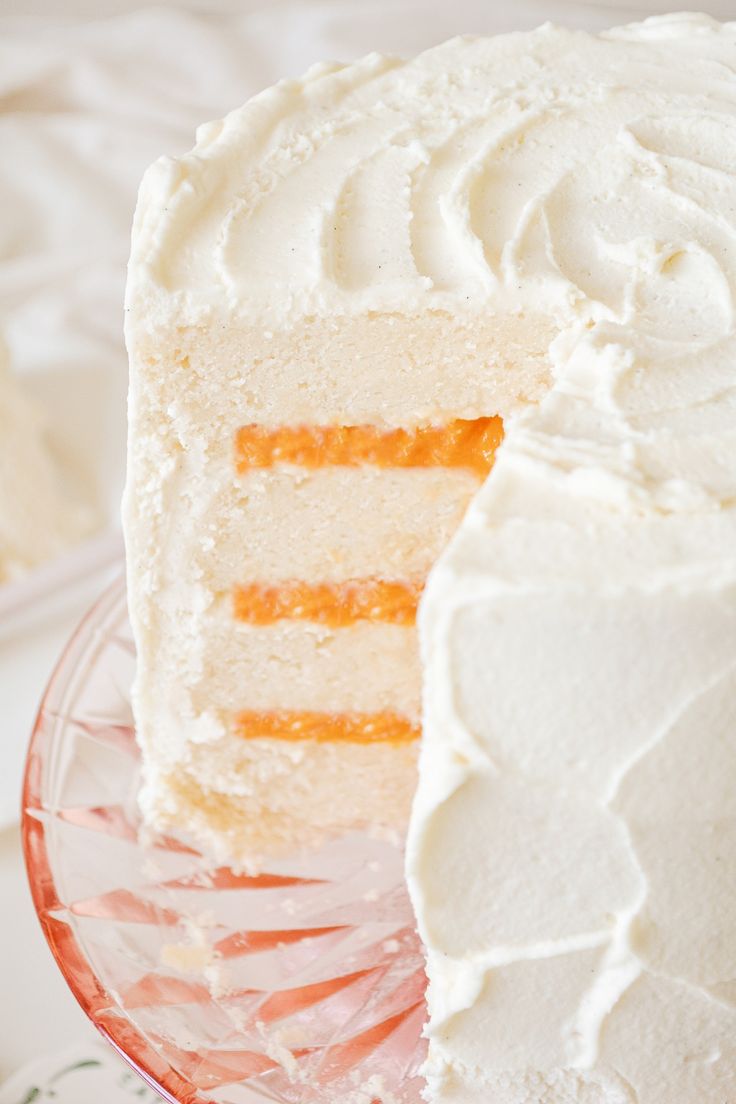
<box><xmin>21</xmin><ymin>577</ymin><xmax>427</xmax><ymax>1103</ymax></box>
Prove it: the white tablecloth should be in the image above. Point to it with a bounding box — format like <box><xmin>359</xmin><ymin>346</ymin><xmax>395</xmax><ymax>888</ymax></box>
<box><xmin>0</xmin><ymin>0</ymin><xmax>730</xmax><ymax>1084</ymax></box>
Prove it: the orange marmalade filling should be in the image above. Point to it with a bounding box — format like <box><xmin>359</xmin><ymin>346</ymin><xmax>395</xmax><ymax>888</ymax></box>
<box><xmin>233</xmin><ymin>709</ymin><xmax>420</xmax><ymax>744</ymax></box>
<box><xmin>235</xmin><ymin>416</ymin><xmax>503</xmax><ymax>477</ymax></box>
<box><xmin>230</xmin><ymin>416</ymin><xmax>504</xmax><ymax>743</ymax></box>
<box><xmin>233</xmin><ymin>578</ymin><xmax>422</xmax><ymax>627</ymax></box>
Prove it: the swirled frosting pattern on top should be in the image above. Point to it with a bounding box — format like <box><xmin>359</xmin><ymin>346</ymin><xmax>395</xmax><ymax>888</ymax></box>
<box><xmin>130</xmin><ymin>12</ymin><xmax>736</xmax><ymax>335</ymax></box>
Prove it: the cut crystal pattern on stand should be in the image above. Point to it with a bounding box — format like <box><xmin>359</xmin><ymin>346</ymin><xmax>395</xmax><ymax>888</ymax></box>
<box><xmin>22</xmin><ymin>578</ymin><xmax>427</xmax><ymax>1104</ymax></box>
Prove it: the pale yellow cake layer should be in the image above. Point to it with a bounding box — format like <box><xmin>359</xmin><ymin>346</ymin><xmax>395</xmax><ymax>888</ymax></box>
<box><xmin>188</xmin><ymin>616</ymin><xmax>420</xmax><ymax>719</ymax></box>
<box><xmin>134</xmin><ymin>611</ymin><xmax>419</xmax><ymax>776</ymax></box>
<box><xmin>127</xmin><ymin>454</ymin><xmax>483</xmax><ymax>615</ymax></box>
<box><xmin>141</xmin><ymin>737</ymin><xmax>418</xmax><ymax>867</ymax></box>
<box><xmin>194</xmin><ymin>467</ymin><xmax>481</xmax><ymax>590</ymax></box>
<box><xmin>128</xmin><ymin>314</ymin><xmax>550</xmax><ymax>435</ymax></box>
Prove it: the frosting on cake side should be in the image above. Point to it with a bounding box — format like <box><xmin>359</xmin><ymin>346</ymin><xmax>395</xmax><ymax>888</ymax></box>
<box><xmin>406</xmin><ymin>12</ymin><xmax>736</xmax><ymax>1104</ymax></box>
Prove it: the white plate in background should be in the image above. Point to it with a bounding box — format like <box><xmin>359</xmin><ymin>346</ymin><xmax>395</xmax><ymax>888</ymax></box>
<box><xmin>0</xmin><ymin>1042</ymin><xmax>160</xmax><ymax>1104</ymax></box>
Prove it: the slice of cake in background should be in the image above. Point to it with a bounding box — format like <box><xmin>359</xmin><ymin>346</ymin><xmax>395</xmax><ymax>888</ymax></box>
<box><xmin>0</xmin><ymin>333</ymin><xmax>95</xmax><ymax>584</ymax></box>
<box><xmin>126</xmin><ymin>12</ymin><xmax>736</xmax><ymax>1102</ymax></box>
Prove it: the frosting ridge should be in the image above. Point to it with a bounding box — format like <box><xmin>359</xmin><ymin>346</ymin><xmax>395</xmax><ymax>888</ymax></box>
<box><xmin>127</xmin><ymin>14</ymin><xmax>736</xmax><ymax>331</ymax></box>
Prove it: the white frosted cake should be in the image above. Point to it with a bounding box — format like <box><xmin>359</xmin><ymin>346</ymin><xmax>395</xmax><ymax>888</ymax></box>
<box><xmin>125</xmin><ymin>13</ymin><xmax>736</xmax><ymax>1102</ymax></box>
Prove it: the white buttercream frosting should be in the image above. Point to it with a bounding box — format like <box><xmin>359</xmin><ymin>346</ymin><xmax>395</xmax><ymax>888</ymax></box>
<box><xmin>402</xmin><ymin>12</ymin><xmax>736</xmax><ymax>1104</ymax></box>
<box><xmin>128</xmin><ymin>11</ymin><xmax>736</xmax><ymax>331</ymax></box>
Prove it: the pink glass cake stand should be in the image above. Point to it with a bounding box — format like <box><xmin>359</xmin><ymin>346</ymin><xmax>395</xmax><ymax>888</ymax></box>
<box><xmin>22</xmin><ymin>577</ymin><xmax>427</xmax><ymax>1103</ymax></box>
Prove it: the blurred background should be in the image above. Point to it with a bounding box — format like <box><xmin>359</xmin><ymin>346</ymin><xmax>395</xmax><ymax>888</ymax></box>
<box><xmin>0</xmin><ymin>0</ymin><xmax>731</xmax><ymax>1098</ymax></box>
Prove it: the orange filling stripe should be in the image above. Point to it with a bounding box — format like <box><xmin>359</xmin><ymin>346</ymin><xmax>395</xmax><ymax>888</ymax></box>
<box><xmin>233</xmin><ymin>710</ymin><xmax>420</xmax><ymax>745</ymax></box>
<box><xmin>235</xmin><ymin>417</ymin><xmax>503</xmax><ymax>477</ymax></box>
<box><xmin>233</xmin><ymin>578</ymin><xmax>422</xmax><ymax>627</ymax></box>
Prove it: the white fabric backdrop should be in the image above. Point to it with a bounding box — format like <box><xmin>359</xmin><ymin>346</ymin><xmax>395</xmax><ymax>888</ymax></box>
<box><xmin>0</xmin><ymin>0</ymin><xmax>731</xmax><ymax>1080</ymax></box>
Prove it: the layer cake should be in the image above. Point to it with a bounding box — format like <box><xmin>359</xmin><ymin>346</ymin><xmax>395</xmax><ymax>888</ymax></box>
<box><xmin>125</xmin><ymin>13</ymin><xmax>736</xmax><ymax>1102</ymax></box>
